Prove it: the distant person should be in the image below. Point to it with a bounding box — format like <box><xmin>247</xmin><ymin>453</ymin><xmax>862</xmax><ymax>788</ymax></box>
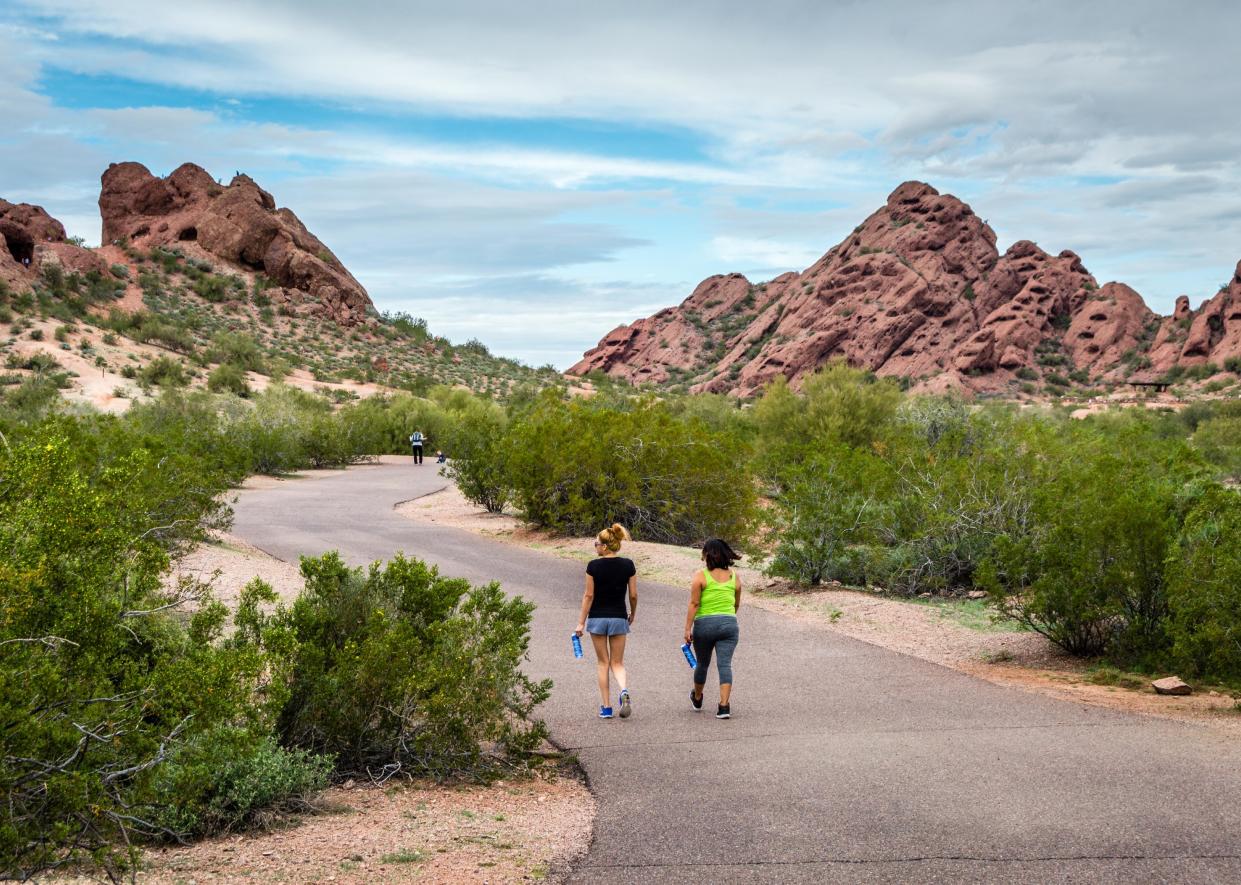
<box><xmin>409</xmin><ymin>430</ymin><xmax>425</xmax><ymax>464</ymax></box>
<box><xmin>435</xmin><ymin>450</ymin><xmax>446</xmax><ymax>464</ymax></box>
<box><xmin>684</xmin><ymin>538</ymin><xmax>742</xmax><ymax>719</ymax></box>
<box><xmin>575</xmin><ymin>524</ymin><xmax>637</xmax><ymax>719</ymax></box>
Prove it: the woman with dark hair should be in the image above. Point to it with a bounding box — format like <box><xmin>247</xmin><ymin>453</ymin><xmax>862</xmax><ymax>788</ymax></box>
<box><xmin>684</xmin><ymin>538</ymin><xmax>742</xmax><ymax>719</ymax></box>
<box><xmin>575</xmin><ymin>523</ymin><xmax>637</xmax><ymax>719</ymax></box>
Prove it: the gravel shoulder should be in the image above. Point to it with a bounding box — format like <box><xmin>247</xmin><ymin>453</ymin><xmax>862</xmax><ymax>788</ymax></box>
<box><xmin>397</xmin><ymin>481</ymin><xmax>1241</xmax><ymax>737</ymax></box>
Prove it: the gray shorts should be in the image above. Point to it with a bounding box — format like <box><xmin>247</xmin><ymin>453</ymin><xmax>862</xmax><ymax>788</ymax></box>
<box><xmin>586</xmin><ymin>617</ymin><xmax>630</xmax><ymax>636</ymax></box>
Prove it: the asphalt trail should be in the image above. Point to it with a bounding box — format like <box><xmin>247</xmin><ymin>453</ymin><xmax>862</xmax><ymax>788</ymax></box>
<box><xmin>231</xmin><ymin>461</ymin><xmax>1241</xmax><ymax>883</ymax></box>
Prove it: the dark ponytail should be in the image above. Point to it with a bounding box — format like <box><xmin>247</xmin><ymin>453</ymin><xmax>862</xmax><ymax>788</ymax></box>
<box><xmin>702</xmin><ymin>538</ymin><xmax>740</xmax><ymax>571</ymax></box>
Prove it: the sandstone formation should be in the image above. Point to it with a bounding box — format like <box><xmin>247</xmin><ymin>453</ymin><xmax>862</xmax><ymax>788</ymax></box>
<box><xmin>99</xmin><ymin>162</ymin><xmax>372</xmax><ymax>326</ymax></box>
<box><xmin>0</xmin><ymin>198</ymin><xmax>108</xmax><ymax>291</ymax></box>
<box><xmin>572</xmin><ymin>182</ymin><xmax>1236</xmax><ymax>395</ymax></box>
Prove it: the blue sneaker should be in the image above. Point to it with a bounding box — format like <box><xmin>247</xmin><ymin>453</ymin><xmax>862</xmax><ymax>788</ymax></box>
<box><xmin>618</xmin><ymin>690</ymin><xmax>632</xmax><ymax>718</ymax></box>
<box><xmin>599</xmin><ymin>706</ymin><xmax>613</xmax><ymax>719</ymax></box>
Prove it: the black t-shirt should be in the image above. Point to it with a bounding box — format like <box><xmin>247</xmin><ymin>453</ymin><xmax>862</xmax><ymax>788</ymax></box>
<box><xmin>586</xmin><ymin>556</ymin><xmax>636</xmax><ymax>618</ymax></box>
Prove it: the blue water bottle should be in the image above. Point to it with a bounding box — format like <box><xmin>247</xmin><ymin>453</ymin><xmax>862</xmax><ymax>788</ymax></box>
<box><xmin>571</xmin><ymin>634</ymin><xmax>583</xmax><ymax>659</ymax></box>
<box><xmin>681</xmin><ymin>642</ymin><xmax>697</xmax><ymax>668</ymax></box>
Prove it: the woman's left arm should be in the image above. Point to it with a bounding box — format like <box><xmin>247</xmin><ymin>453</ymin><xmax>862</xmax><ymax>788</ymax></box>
<box><xmin>627</xmin><ymin>575</ymin><xmax>638</xmax><ymax>624</ymax></box>
<box><xmin>734</xmin><ymin>571</ymin><xmax>742</xmax><ymax>613</ymax></box>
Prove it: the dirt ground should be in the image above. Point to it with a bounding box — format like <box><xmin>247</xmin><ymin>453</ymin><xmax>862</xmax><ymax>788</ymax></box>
<box><xmin>54</xmin><ymin>774</ymin><xmax>591</xmax><ymax>884</ymax></box>
<box><xmin>397</xmin><ymin>481</ymin><xmax>1241</xmax><ymax>737</ymax></box>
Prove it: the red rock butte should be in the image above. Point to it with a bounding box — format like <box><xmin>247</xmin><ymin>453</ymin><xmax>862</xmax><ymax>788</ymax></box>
<box><xmin>99</xmin><ymin>162</ymin><xmax>373</xmax><ymax>326</ymax></box>
<box><xmin>571</xmin><ymin>181</ymin><xmax>1241</xmax><ymax>395</ymax></box>
<box><xmin>4</xmin><ymin>162</ymin><xmax>373</xmax><ymax>328</ymax></box>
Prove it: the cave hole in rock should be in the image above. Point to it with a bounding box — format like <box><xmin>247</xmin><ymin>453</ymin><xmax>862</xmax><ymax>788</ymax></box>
<box><xmin>1089</xmin><ymin>313</ymin><xmax>1108</xmax><ymax>321</ymax></box>
<box><xmin>178</xmin><ymin>227</ymin><xmax>198</xmax><ymax>241</ymax></box>
<box><xmin>2</xmin><ymin>228</ymin><xmax>34</xmax><ymax>265</ymax></box>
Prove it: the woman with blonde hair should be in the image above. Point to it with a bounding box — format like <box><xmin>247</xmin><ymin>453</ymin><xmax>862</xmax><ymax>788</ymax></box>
<box><xmin>575</xmin><ymin>523</ymin><xmax>637</xmax><ymax>719</ymax></box>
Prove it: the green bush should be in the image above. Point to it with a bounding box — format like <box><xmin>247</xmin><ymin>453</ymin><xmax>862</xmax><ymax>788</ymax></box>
<box><xmin>140</xmin><ymin>355</ymin><xmax>189</xmax><ymax>388</ymax></box>
<box><xmin>148</xmin><ymin>728</ymin><xmax>331</xmax><ymax>837</ymax></box>
<box><xmin>764</xmin><ymin>445</ymin><xmax>891</xmax><ymax>585</ymax></box>
<box><xmin>1166</xmin><ymin>486</ymin><xmax>1241</xmax><ymax>683</ymax></box>
<box><xmin>503</xmin><ymin>392</ymin><xmax>756</xmax><ymax>544</ymax></box>
<box><xmin>1192</xmin><ymin>416</ymin><xmax>1241</xmax><ymax>482</ymax></box>
<box><xmin>208</xmin><ymin>362</ymin><xmax>252</xmax><ymax>397</ymax></box>
<box><xmin>239</xmin><ymin>553</ymin><xmax>550</xmax><ymax>778</ymax></box>
<box><xmin>751</xmin><ymin>361</ymin><xmax>901</xmax><ymax>473</ymax></box>
<box><xmin>983</xmin><ymin>424</ymin><xmax>1194</xmax><ymax>657</ymax></box>
<box><xmin>0</xmin><ymin>425</ymin><xmax>282</xmax><ymax>877</ymax></box>
<box><xmin>207</xmin><ymin>331</ymin><xmax>266</xmax><ymax>373</ymax></box>
<box><xmin>224</xmin><ymin>386</ymin><xmax>367</xmax><ymax>474</ymax></box>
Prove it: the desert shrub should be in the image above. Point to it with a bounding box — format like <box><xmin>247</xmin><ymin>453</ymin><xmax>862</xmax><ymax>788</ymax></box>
<box><xmin>192</xmin><ymin>274</ymin><xmax>230</xmax><ymax>303</ymax></box>
<box><xmin>116</xmin><ymin>312</ymin><xmax>196</xmax><ymax>353</ymax></box>
<box><xmin>1165</xmin><ymin>486</ymin><xmax>1241</xmax><ymax>683</ymax></box>
<box><xmin>208</xmin><ymin>362</ymin><xmax>252</xmax><ymax>397</ymax></box>
<box><xmin>983</xmin><ymin>424</ymin><xmax>1195</xmax><ymax>657</ymax></box>
<box><xmin>0</xmin><ymin>426</ymin><xmax>287</xmax><ymax>878</ymax></box>
<box><xmin>1</xmin><ymin>375</ymin><xmax>62</xmax><ymax>419</ymax></box>
<box><xmin>381</xmin><ymin>311</ymin><xmax>429</xmax><ymax>342</ymax></box>
<box><xmin>147</xmin><ymin>729</ymin><xmax>330</xmax><ymax>838</ymax></box>
<box><xmin>1191</xmin><ymin>416</ymin><xmax>1241</xmax><ymax>482</ymax></box>
<box><xmin>239</xmin><ymin>554</ymin><xmax>550</xmax><ymax>778</ymax></box>
<box><xmin>442</xmin><ymin>408</ymin><xmax>510</xmax><ymax>513</ymax></box>
<box><xmin>502</xmin><ymin>392</ymin><xmax>757</xmax><ymax>544</ymax></box>
<box><xmin>764</xmin><ymin>444</ymin><xmax>892</xmax><ymax>585</ymax></box>
<box><xmin>207</xmin><ymin>331</ymin><xmax>266</xmax><ymax>373</ymax></box>
<box><xmin>225</xmin><ymin>386</ymin><xmax>366</xmax><ymax>474</ymax></box>
<box><xmin>1226</xmin><ymin>356</ymin><xmax>1241</xmax><ymax>375</ymax></box>
<box><xmin>123</xmin><ymin>390</ymin><xmax>251</xmax><ymax>487</ymax></box>
<box><xmin>750</xmin><ymin>361</ymin><xmax>901</xmax><ymax>474</ymax></box>
<box><xmin>139</xmin><ymin>355</ymin><xmax>189</xmax><ymax>388</ymax></box>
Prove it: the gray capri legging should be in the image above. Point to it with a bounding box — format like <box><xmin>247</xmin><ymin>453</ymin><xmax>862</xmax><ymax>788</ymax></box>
<box><xmin>692</xmin><ymin>614</ymin><xmax>739</xmax><ymax>685</ymax></box>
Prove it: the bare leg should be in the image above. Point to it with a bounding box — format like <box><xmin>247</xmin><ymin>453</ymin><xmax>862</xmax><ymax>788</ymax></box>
<box><xmin>720</xmin><ymin>683</ymin><xmax>732</xmax><ymax>705</ymax></box>
<box><xmin>590</xmin><ymin>633</ymin><xmax>611</xmax><ymax>706</ymax></box>
<box><xmin>607</xmin><ymin>634</ymin><xmax>628</xmax><ymax>694</ymax></box>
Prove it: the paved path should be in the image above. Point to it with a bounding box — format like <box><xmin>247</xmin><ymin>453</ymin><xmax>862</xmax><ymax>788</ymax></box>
<box><xmin>231</xmin><ymin>462</ymin><xmax>1241</xmax><ymax>883</ymax></box>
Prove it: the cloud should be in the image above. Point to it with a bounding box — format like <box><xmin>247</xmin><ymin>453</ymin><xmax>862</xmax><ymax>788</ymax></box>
<box><xmin>3</xmin><ymin>0</ymin><xmax>1241</xmax><ymax>359</ymax></box>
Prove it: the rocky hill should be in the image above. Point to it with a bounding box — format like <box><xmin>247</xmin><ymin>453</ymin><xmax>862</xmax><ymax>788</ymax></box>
<box><xmin>100</xmin><ymin>162</ymin><xmax>372</xmax><ymax>326</ymax></box>
<box><xmin>0</xmin><ymin>164</ymin><xmax>557</xmax><ymax>411</ymax></box>
<box><xmin>571</xmin><ymin>182</ymin><xmax>1241</xmax><ymax>396</ymax></box>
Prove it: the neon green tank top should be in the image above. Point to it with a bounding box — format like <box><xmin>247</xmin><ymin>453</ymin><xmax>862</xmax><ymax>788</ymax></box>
<box><xmin>696</xmin><ymin>568</ymin><xmax>737</xmax><ymax>618</ymax></box>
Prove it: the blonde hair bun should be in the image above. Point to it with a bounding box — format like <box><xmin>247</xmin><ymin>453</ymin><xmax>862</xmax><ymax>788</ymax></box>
<box><xmin>597</xmin><ymin>523</ymin><xmax>631</xmax><ymax>552</ymax></box>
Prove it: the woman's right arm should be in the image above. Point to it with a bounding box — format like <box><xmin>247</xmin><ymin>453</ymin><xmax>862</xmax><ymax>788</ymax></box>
<box><xmin>576</xmin><ymin>575</ymin><xmax>594</xmax><ymax>637</ymax></box>
<box><xmin>684</xmin><ymin>573</ymin><xmax>703</xmax><ymax>646</ymax></box>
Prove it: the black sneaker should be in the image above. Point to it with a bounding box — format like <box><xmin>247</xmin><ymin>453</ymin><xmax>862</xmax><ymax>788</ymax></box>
<box><xmin>716</xmin><ymin>704</ymin><xmax>730</xmax><ymax>719</ymax></box>
<box><xmin>689</xmin><ymin>690</ymin><xmax>703</xmax><ymax>711</ymax></box>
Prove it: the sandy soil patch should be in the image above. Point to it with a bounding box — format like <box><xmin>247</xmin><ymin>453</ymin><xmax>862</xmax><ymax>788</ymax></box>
<box><xmin>398</xmin><ymin>483</ymin><xmax>1241</xmax><ymax>736</ymax></box>
<box><xmin>53</xmin><ymin>774</ymin><xmax>592</xmax><ymax>884</ymax></box>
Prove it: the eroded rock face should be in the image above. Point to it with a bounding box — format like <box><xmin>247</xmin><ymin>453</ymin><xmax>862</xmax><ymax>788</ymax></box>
<box><xmin>99</xmin><ymin>162</ymin><xmax>373</xmax><ymax>326</ymax></box>
<box><xmin>0</xmin><ymin>199</ymin><xmax>107</xmax><ymax>290</ymax></box>
<box><xmin>571</xmin><ymin>182</ymin><xmax>1235</xmax><ymax>395</ymax></box>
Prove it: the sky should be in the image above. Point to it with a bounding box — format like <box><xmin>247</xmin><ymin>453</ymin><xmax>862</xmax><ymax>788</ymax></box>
<box><xmin>2</xmin><ymin>0</ymin><xmax>1240</xmax><ymax>368</ymax></box>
